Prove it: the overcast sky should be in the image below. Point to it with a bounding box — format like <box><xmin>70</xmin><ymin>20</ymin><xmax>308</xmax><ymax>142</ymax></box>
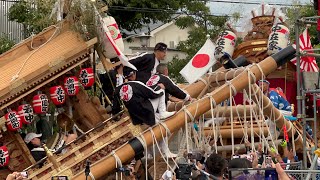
<box><xmin>209</xmin><ymin>0</ymin><xmax>311</xmax><ymax>16</ymax></box>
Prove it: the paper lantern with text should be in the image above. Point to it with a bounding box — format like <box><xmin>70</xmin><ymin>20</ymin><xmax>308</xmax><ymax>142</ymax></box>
<box><xmin>32</xmin><ymin>94</ymin><xmax>49</xmax><ymax>114</ymax></box>
<box><xmin>50</xmin><ymin>85</ymin><xmax>66</xmax><ymax>106</ymax></box>
<box><xmin>64</xmin><ymin>76</ymin><xmax>80</xmax><ymax>96</ymax></box>
<box><xmin>0</xmin><ymin>146</ymin><xmax>9</xmax><ymax>167</ymax></box>
<box><xmin>5</xmin><ymin>110</ymin><xmax>22</xmax><ymax>131</ymax></box>
<box><xmin>214</xmin><ymin>30</ymin><xmax>237</xmax><ymax>60</ymax></box>
<box><xmin>18</xmin><ymin>104</ymin><xmax>34</xmax><ymax>124</ymax></box>
<box><xmin>267</xmin><ymin>24</ymin><xmax>290</xmax><ymax>55</ymax></box>
<box><xmin>79</xmin><ymin>68</ymin><xmax>94</xmax><ymax>89</ymax></box>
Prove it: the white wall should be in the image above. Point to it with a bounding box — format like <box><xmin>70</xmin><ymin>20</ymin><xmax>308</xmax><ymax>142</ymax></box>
<box><xmin>123</xmin><ymin>22</ymin><xmax>190</xmax><ymax>62</ymax></box>
<box><xmin>149</xmin><ymin>23</ymin><xmax>189</xmax><ymax>49</ymax></box>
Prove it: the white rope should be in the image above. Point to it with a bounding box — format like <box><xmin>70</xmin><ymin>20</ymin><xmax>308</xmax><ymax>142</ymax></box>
<box><xmin>149</xmin><ymin>128</ymin><xmax>177</xmax><ymax>173</ymax></box>
<box><xmin>225</xmin><ymin>81</ymin><xmax>235</xmax><ymax>155</ymax></box>
<box><xmin>246</xmin><ymin>68</ymin><xmax>255</xmax><ymax>151</ymax></box>
<box><xmin>198</xmin><ymin>77</ymin><xmax>208</xmax><ymax>86</ymax></box>
<box><xmin>249</xmin><ymin>85</ymin><xmax>279</xmax><ymax>153</ymax></box>
<box><xmin>11</xmin><ymin>24</ymin><xmax>61</xmax><ymax>82</ymax></box>
<box><xmin>112</xmin><ymin>150</ymin><xmax>123</xmax><ymax>180</ymax></box>
<box><xmin>158</xmin><ymin>122</ymin><xmax>179</xmax><ymax>168</ymax></box>
<box><xmin>243</xmin><ymin>90</ymin><xmax>249</xmax><ymax>142</ymax></box>
<box><xmin>214</xmin><ymin>72</ymin><xmax>221</xmax><ymax>86</ymax></box>
<box><xmin>184</xmin><ymin>109</ymin><xmax>190</xmax><ymax>153</ymax></box>
<box><xmin>136</xmin><ymin>134</ymin><xmax>149</xmax><ymax>180</ymax></box>
<box><xmin>159</xmin><ymin>122</ymin><xmax>172</xmax><ymax>136</ymax></box>
<box><xmin>210</xmin><ymin>96</ymin><xmax>218</xmax><ymax>153</ymax></box>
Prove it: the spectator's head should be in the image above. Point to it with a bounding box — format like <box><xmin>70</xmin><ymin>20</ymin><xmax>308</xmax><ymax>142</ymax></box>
<box><xmin>229</xmin><ymin>158</ymin><xmax>252</xmax><ymax>169</ymax></box>
<box><xmin>24</xmin><ymin>133</ymin><xmax>42</xmax><ymax>147</ymax></box>
<box><xmin>205</xmin><ymin>153</ymin><xmax>227</xmax><ymax>178</ymax></box>
<box><xmin>156</xmin><ymin>63</ymin><xmax>169</xmax><ymax>76</ymax></box>
<box><xmin>258</xmin><ymin>80</ymin><xmax>270</xmax><ymax>94</ymax></box>
<box><xmin>229</xmin><ymin>158</ymin><xmax>253</xmax><ymax>178</ymax></box>
<box><xmin>154</xmin><ymin>42</ymin><xmax>167</xmax><ymax>61</ymax></box>
<box><xmin>123</xmin><ymin>66</ymin><xmax>137</xmax><ymax>81</ymax></box>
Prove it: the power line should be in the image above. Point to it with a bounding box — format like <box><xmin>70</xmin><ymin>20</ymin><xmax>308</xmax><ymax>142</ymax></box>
<box><xmin>207</xmin><ymin>0</ymin><xmax>311</xmax><ymax>7</ymax></box>
<box><xmin>110</xmin><ymin>6</ymin><xmax>236</xmax><ymax>17</ymax></box>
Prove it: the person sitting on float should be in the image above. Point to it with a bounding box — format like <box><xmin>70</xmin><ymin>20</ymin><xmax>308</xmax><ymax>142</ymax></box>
<box><xmin>24</xmin><ymin>131</ymin><xmax>77</xmax><ymax>162</ymax></box>
<box><xmin>114</xmin><ymin>66</ymin><xmax>176</xmax><ymax>158</ymax></box>
<box><xmin>258</xmin><ymin>80</ymin><xmax>292</xmax><ymax>114</ymax></box>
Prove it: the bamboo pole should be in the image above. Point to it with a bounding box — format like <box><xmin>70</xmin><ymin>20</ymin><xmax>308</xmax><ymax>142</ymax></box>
<box><xmin>72</xmin><ymin>46</ymin><xmax>296</xmax><ymax>179</ymax></box>
<box><xmin>183</xmin><ymin>67</ymin><xmax>245</xmax><ymax>98</ymax></box>
<box><xmin>215</xmin><ymin>140</ymin><xmax>282</xmax><ymax>152</ymax></box>
<box><xmin>203</xmin><ymin>105</ymin><xmax>257</xmax><ymax>118</ymax></box>
<box><xmin>168</xmin><ymin>68</ymin><xmax>245</xmax><ymax>111</ymax></box>
<box><xmin>203</xmin><ymin>126</ymin><xmax>268</xmax><ymax>138</ymax></box>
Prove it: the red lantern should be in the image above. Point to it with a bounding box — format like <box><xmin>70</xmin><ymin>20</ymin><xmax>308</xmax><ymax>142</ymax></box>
<box><xmin>64</xmin><ymin>76</ymin><xmax>80</xmax><ymax>96</ymax></box>
<box><xmin>0</xmin><ymin>146</ymin><xmax>9</xmax><ymax>167</ymax></box>
<box><xmin>5</xmin><ymin>110</ymin><xmax>22</xmax><ymax>131</ymax></box>
<box><xmin>18</xmin><ymin>104</ymin><xmax>34</xmax><ymax>124</ymax></box>
<box><xmin>49</xmin><ymin>86</ymin><xmax>66</xmax><ymax>106</ymax></box>
<box><xmin>79</xmin><ymin>68</ymin><xmax>94</xmax><ymax>89</ymax></box>
<box><xmin>32</xmin><ymin>94</ymin><xmax>49</xmax><ymax>114</ymax></box>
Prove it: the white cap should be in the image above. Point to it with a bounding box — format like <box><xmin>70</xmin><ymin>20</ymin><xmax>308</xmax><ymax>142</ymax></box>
<box><xmin>161</xmin><ymin>170</ymin><xmax>173</xmax><ymax>180</ymax></box>
<box><xmin>24</xmin><ymin>133</ymin><xmax>42</xmax><ymax>143</ymax></box>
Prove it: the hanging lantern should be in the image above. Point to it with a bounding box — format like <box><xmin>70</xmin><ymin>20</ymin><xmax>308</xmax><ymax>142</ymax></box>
<box><xmin>64</xmin><ymin>76</ymin><xmax>80</xmax><ymax>96</ymax></box>
<box><xmin>5</xmin><ymin>110</ymin><xmax>22</xmax><ymax>131</ymax></box>
<box><xmin>50</xmin><ymin>85</ymin><xmax>66</xmax><ymax>106</ymax></box>
<box><xmin>79</xmin><ymin>68</ymin><xmax>94</xmax><ymax>89</ymax></box>
<box><xmin>32</xmin><ymin>94</ymin><xmax>49</xmax><ymax>114</ymax></box>
<box><xmin>214</xmin><ymin>30</ymin><xmax>237</xmax><ymax>61</ymax></box>
<box><xmin>18</xmin><ymin>104</ymin><xmax>34</xmax><ymax>124</ymax></box>
<box><xmin>267</xmin><ymin>24</ymin><xmax>290</xmax><ymax>55</ymax></box>
<box><xmin>96</xmin><ymin>14</ymin><xmax>124</xmax><ymax>59</ymax></box>
<box><xmin>0</xmin><ymin>146</ymin><xmax>9</xmax><ymax>167</ymax></box>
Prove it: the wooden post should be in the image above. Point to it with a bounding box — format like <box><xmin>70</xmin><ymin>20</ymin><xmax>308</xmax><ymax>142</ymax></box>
<box><xmin>72</xmin><ymin>46</ymin><xmax>296</xmax><ymax>179</ymax></box>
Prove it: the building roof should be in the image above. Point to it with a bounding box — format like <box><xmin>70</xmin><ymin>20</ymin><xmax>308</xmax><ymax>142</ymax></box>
<box><xmin>0</xmin><ymin>22</ymin><xmax>97</xmax><ymax>110</ymax></box>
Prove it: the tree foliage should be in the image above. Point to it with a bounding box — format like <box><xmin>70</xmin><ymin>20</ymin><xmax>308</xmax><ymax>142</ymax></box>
<box><xmin>285</xmin><ymin>2</ymin><xmax>318</xmax><ymax>45</ymax></box>
<box><xmin>8</xmin><ymin>0</ymin><xmax>56</xmax><ymax>38</ymax></box>
<box><xmin>168</xmin><ymin>1</ymin><xmax>228</xmax><ymax>82</ymax></box>
<box><xmin>0</xmin><ymin>34</ymin><xmax>15</xmax><ymax>55</ymax></box>
<box><xmin>107</xmin><ymin>0</ymin><xmax>187</xmax><ymax>36</ymax></box>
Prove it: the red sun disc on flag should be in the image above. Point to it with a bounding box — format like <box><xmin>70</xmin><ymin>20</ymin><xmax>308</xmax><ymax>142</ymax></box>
<box><xmin>192</xmin><ymin>54</ymin><xmax>210</xmax><ymax>68</ymax></box>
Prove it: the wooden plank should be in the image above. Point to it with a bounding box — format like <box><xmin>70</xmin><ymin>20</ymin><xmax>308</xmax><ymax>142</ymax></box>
<box><xmin>57</xmin><ymin>130</ymin><xmax>131</xmax><ymax>178</ymax></box>
<box><xmin>0</xmin><ymin>56</ymin><xmax>90</xmax><ymax>111</ymax></box>
<box><xmin>0</xmin><ymin>31</ymin><xmax>90</xmax><ymax>98</ymax></box>
<box><xmin>12</xmin><ymin>132</ymin><xmax>36</xmax><ymax>164</ymax></box>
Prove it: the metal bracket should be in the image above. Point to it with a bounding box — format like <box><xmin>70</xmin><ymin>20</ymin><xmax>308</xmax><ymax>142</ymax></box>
<box><xmin>296</xmin><ymin>96</ymin><xmax>305</xmax><ymax>100</ymax></box>
<box><xmin>296</xmin><ymin>114</ymin><xmax>306</xmax><ymax>118</ymax></box>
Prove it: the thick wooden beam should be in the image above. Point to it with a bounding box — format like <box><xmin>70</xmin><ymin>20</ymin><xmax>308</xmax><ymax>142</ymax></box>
<box><xmin>72</xmin><ymin>46</ymin><xmax>296</xmax><ymax>179</ymax></box>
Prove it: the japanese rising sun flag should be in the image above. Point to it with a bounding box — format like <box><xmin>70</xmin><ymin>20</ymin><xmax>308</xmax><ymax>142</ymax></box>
<box><xmin>180</xmin><ymin>38</ymin><xmax>217</xmax><ymax>84</ymax></box>
<box><xmin>291</xmin><ymin>28</ymin><xmax>319</xmax><ymax>72</ymax></box>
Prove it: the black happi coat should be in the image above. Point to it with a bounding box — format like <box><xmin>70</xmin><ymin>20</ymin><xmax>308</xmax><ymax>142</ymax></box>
<box><xmin>115</xmin><ymin>81</ymin><xmax>163</xmax><ymax>126</ymax></box>
<box><xmin>146</xmin><ymin>74</ymin><xmax>189</xmax><ymax>103</ymax></box>
<box><xmin>130</xmin><ymin>53</ymin><xmax>158</xmax><ymax>83</ymax></box>
<box><xmin>99</xmin><ymin>70</ymin><xmax>117</xmax><ymax>101</ymax></box>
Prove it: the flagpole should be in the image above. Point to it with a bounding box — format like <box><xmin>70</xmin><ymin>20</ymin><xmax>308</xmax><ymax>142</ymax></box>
<box><xmin>295</xmin><ymin>19</ymin><xmax>307</xmax><ymax>169</ymax></box>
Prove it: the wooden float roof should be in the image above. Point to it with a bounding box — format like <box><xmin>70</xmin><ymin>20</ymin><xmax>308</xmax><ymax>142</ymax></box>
<box><xmin>0</xmin><ymin>22</ymin><xmax>97</xmax><ymax>111</ymax></box>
